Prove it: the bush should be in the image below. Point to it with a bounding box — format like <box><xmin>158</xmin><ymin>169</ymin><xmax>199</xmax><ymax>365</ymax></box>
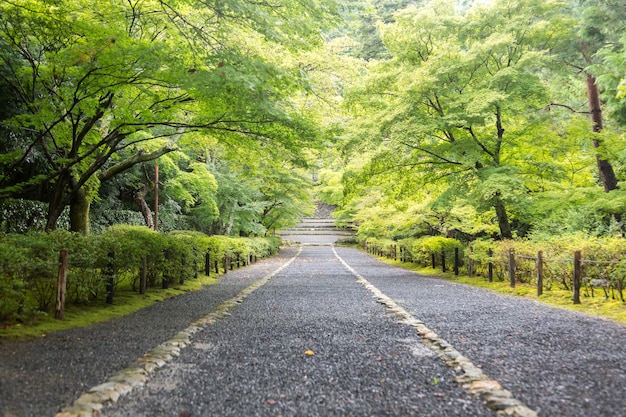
<box><xmin>0</xmin><ymin>228</ymin><xmax>282</xmax><ymax>324</ymax></box>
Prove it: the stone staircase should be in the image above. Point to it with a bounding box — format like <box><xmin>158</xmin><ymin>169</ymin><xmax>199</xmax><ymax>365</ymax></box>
<box><xmin>278</xmin><ymin>204</ymin><xmax>356</xmax><ymax>246</ymax></box>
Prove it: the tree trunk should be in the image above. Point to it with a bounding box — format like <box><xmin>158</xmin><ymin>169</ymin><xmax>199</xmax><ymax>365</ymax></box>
<box><xmin>493</xmin><ymin>193</ymin><xmax>513</xmax><ymax>239</ymax></box>
<box><xmin>135</xmin><ymin>185</ymin><xmax>155</xmax><ymax>229</ymax></box>
<box><xmin>69</xmin><ymin>186</ymin><xmax>90</xmax><ymax>234</ymax></box>
<box><xmin>586</xmin><ymin>72</ymin><xmax>619</xmax><ymax>192</ymax></box>
<box><xmin>45</xmin><ymin>171</ymin><xmax>71</xmax><ymax>231</ymax></box>
<box><xmin>224</xmin><ymin>210</ymin><xmax>234</xmax><ymax>236</ymax></box>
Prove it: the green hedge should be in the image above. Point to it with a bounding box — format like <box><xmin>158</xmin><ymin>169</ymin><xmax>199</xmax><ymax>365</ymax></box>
<box><xmin>0</xmin><ymin>227</ymin><xmax>281</xmax><ymax>323</ymax></box>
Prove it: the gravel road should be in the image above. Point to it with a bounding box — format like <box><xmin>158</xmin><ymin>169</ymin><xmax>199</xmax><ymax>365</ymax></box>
<box><xmin>103</xmin><ymin>245</ymin><xmax>495</xmax><ymax>417</ymax></box>
<box><xmin>1</xmin><ymin>244</ymin><xmax>624</xmax><ymax>417</ymax></box>
<box><xmin>335</xmin><ymin>247</ymin><xmax>626</xmax><ymax>417</ymax></box>
<box><xmin>0</xmin><ymin>250</ymin><xmax>297</xmax><ymax>417</ymax></box>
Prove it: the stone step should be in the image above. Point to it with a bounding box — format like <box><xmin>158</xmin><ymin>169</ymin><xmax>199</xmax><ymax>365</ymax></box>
<box><xmin>278</xmin><ymin>231</ymin><xmax>355</xmax><ymax>236</ymax></box>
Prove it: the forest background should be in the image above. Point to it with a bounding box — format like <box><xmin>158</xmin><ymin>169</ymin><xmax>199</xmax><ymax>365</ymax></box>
<box><xmin>1</xmin><ymin>0</ymin><xmax>626</xmax><ymax>327</ymax></box>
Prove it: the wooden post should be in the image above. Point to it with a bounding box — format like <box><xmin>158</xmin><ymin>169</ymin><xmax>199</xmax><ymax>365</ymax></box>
<box><xmin>468</xmin><ymin>246</ymin><xmax>474</xmax><ymax>278</ymax></box>
<box><xmin>106</xmin><ymin>251</ymin><xmax>115</xmax><ymax>304</ymax></box>
<box><xmin>454</xmin><ymin>247</ymin><xmax>459</xmax><ymax>276</ymax></box>
<box><xmin>573</xmin><ymin>250</ymin><xmax>582</xmax><ymax>304</ymax></box>
<box><xmin>488</xmin><ymin>249</ymin><xmax>494</xmax><ymax>283</ymax></box>
<box><xmin>214</xmin><ymin>260</ymin><xmax>219</xmax><ymax>274</ymax></box>
<box><xmin>205</xmin><ymin>252</ymin><xmax>211</xmax><ymax>276</ymax></box>
<box><xmin>508</xmin><ymin>249</ymin><xmax>516</xmax><ymax>288</ymax></box>
<box><xmin>537</xmin><ymin>250</ymin><xmax>543</xmax><ymax>297</ymax></box>
<box><xmin>140</xmin><ymin>256</ymin><xmax>147</xmax><ymax>295</ymax></box>
<box><xmin>222</xmin><ymin>256</ymin><xmax>228</xmax><ymax>273</ymax></box>
<box><xmin>431</xmin><ymin>253</ymin><xmax>436</xmax><ymax>269</ymax></box>
<box><xmin>441</xmin><ymin>250</ymin><xmax>447</xmax><ymax>272</ymax></box>
<box><xmin>55</xmin><ymin>249</ymin><xmax>68</xmax><ymax>320</ymax></box>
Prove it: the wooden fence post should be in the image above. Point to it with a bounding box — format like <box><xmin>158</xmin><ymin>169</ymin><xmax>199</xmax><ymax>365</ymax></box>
<box><xmin>454</xmin><ymin>247</ymin><xmax>459</xmax><ymax>276</ymax></box>
<box><xmin>537</xmin><ymin>250</ymin><xmax>543</xmax><ymax>297</ymax></box>
<box><xmin>205</xmin><ymin>252</ymin><xmax>211</xmax><ymax>276</ymax></box>
<box><xmin>55</xmin><ymin>249</ymin><xmax>68</xmax><ymax>320</ymax></box>
<box><xmin>441</xmin><ymin>249</ymin><xmax>447</xmax><ymax>273</ymax></box>
<box><xmin>488</xmin><ymin>249</ymin><xmax>494</xmax><ymax>283</ymax></box>
<box><xmin>573</xmin><ymin>250</ymin><xmax>582</xmax><ymax>304</ymax></box>
<box><xmin>508</xmin><ymin>249</ymin><xmax>516</xmax><ymax>288</ymax></box>
<box><xmin>106</xmin><ymin>251</ymin><xmax>115</xmax><ymax>304</ymax></box>
<box><xmin>468</xmin><ymin>246</ymin><xmax>474</xmax><ymax>278</ymax></box>
<box><xmin>140</xmin><ymin>256</ymin><xmax>147</xmax><ymax>295</ymax></box>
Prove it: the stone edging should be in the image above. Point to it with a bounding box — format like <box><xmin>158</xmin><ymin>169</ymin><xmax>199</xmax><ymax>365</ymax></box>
<box><xmin>54</xmin><ymin>247</ymin><xmax>302</xmax><ymax>417</ymax></box>
<box><xmin>333</xmin><ymin>247</ymin><xmax>539</xmax><ymax>417</ymax></box>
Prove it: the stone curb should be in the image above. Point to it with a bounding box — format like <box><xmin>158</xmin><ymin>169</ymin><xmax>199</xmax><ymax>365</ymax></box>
<box><xmin>54</xmin><ymin>247</ymin><xmax>302</xmax><ymax>417</ymax></box>
<box><xmin>333</xmin><ymin>247</ymin><xmax>539</xmax><ymax>417</ymax></box>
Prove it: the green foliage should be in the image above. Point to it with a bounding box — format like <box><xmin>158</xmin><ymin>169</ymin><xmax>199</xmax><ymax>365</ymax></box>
<box><xmin>0</xmin><ymin>228</ymin><xmax>281</xmax><ymax>323</ymax></box>
<box><xmin>0</xmin><ymin>0</ymin><xmax>337</xmax><ymax>232</ymax></box>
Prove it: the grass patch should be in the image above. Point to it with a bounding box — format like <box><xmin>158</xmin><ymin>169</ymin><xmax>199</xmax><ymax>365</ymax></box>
<box><xmin>376</xmin><ymin>257</ymin><xmax>626</xmax><ymax>325</ymax></box>
<box><xmin>0</xmin><ymin>273</ymin><xmax>219</xmax><ymax>341</ymax></box>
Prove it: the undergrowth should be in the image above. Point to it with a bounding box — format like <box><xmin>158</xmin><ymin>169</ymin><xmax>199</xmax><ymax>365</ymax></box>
<box><xmin>0</xmin><ymin>271</ymin><xmax>219</xmax><ymax>340</ymax></box>
<box><xmin>377</xmin><ymin>257</ymin><xmax>626</xmax><ymax>325</ymax></box>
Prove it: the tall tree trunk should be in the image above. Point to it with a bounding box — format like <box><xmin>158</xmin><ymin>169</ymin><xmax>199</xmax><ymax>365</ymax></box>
<box><xmin>135</xmin><ymin>184</ymin><xmax>155</xmax><ymax>229</ymax></box>
<box><xmin>69</xmin><ymin>186</ymin><xmax>90</xmax><ymax>234</ymax></box>
<box><xmin>586</xmin><ymin>72</ymin><xmax>619</xmax><ymax>192</ymax></box>
<box><xmin>45</xmin><ymin>171</ymin><xmax>71</xmax><ymax>231</ymax></box>
<box><xmin>493</xmin><ymin>193</ymin><xmax>512</xmax><ymax>239</ymax></box>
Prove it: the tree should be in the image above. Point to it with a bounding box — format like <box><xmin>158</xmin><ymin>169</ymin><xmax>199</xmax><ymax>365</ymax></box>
<box><xmin>551</xmin><ymin>0</ymin><xmax>626</xmax><ymax>194</ymax></box>
<box><xmin>343</xmin><ymin>0</ymin><xmax>565</xmax><ymax>239</ymax></box>
<box><xmin>0</xmin><ymin>0</ymin><xmax>338</xmax><ymax>233</ymax></box>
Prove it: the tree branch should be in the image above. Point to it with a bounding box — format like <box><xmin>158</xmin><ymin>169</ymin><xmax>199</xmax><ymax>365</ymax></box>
<box><xmin>98</xmin><ymin>144</ymin><xmax>178</xmax><ymax>182</ymax></box>
<box><xmin>547</xmin><ymin>102</ymin><xmax>590</xmax><ymax>114</ymax></box>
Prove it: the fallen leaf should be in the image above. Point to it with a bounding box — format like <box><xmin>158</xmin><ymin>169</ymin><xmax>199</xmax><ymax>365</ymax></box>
<box><xmin>265</xmin><ymin>399</ymin><xmax>276</xmax><ymax>406</ymax></box>
<box><xmin>304</xmin><ymin>350</ymin><xmax>315</xmax><ymax>356</ymax></box>
<box><xmin>375</xmin><ymin>357</ymin><xmax>382</xmax><ymax>362</ymax></box>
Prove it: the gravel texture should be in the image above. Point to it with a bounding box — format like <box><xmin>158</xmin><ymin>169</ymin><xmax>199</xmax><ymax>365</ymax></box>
<box><xmin>1</xmin><ymin>243</ymin><xmax>624</xmax><ymax>417</ymax></box>
<box><xmin>334</xmin><ymin>247</ymin><xmax>626</xmax><ymax>417</ymax></box>
<box><xmin>103</xmin><ymin>246</ymin><xmax>495</xmax><ymax>417</ymax></box>
<box><xmin>0</xmin><ymin>250</ymin><xmax>297</xmax><ymax>417</ymax></box>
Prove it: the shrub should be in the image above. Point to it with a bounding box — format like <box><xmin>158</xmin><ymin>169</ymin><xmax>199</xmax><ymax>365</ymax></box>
<box><xmin>0</xmin><ymin>227</ymin><xmax>282</xmax><ymax>324</ymax></box>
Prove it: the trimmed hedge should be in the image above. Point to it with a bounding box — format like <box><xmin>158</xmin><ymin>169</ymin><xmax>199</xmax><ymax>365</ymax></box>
<box><xmin>0</xmin><ymin>227</ymin><xmax>281</xmax><ymax>323</ymax></box>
